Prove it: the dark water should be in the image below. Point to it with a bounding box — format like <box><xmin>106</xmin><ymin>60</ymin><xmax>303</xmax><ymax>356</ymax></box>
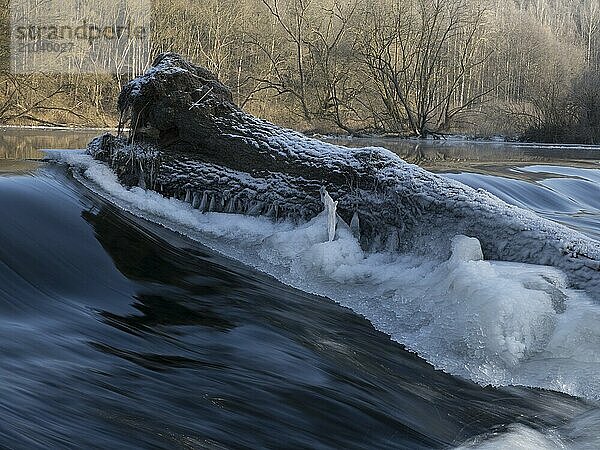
<box><xmin>0</xmin><ymin>127</ymin><xmax>101</xmax><ymax>160</ymax></box>
<box><xmin>326</xmin><ymin>136</ymin><xmax>600</xmax><ymax>172</ymax></box>
<box><xmin>0</xmin><ymin>129</ymin><xmax>598</xmax><ymax>448</ymax></box>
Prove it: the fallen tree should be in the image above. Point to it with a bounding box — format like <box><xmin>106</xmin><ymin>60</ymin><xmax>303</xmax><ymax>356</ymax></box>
<box><xmin>88</xmin><ymin>53</ymin><xmax>600</xmax><ymax>297</ymax></box>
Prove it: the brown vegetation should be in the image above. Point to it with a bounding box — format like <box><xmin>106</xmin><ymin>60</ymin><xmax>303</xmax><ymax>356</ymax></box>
<box><xmin>1</xmin><ymin>0</ymin><xmax>600</xmax><ymax>143</ymax></box>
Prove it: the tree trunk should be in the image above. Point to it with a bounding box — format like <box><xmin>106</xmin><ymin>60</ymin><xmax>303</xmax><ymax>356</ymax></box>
<box><xmin>89</xmin><ymin>53</ymin><xmax>600</xmax><ymax>296</ymax></box>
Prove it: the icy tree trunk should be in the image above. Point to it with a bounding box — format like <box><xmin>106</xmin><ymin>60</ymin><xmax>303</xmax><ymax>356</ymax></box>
<box><xmin>88</xmin><ymin>53</ymin><xmax>600</xmax><ymax>297</ymax></box>
<box><xmin>91</xmin><ymin>53</ymin><xmax>389</xmax><ymax>233</ymax></box>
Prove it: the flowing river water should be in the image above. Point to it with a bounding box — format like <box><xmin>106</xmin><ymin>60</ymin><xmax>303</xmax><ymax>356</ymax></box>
<box><xmin>1</xmin><ymin>128</ymin><xmax>599</xmax><ymax>449</ymax></box>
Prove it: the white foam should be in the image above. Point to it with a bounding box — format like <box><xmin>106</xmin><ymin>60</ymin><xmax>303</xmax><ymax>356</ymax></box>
<box><xmin>455</xmin><ymin>424</ymin><xmax>564</xmax><ymax>449</ymax></box>
<box><xmin>456</xmin><ymin>409</ymin><xmax>600</xmax><ymax>449</ymax></box>
<box><xmin>49</xmin><ymin>150</ymin><xmax>600</xmax><ymax>401</ymax></box>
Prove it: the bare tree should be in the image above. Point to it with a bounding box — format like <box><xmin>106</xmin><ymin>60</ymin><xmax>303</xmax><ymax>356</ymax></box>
<box><xmin>251</xmin><ymin>0</ymin><xmax>314</xmax><ymax>121</ymax></box>
<box><xmin>356</xmin><ymin>0</ymin><xmax>493</xmax><ymax>137</ymax></box>
<box><xmin>577</xmin><ymin>0</ymin><xmax>600</xmax><ymax>69</ymax></box>
<box><xmin>1</xmin><ymin>0</ymin><xmax>599</xmax><ymax>142</ymax></box>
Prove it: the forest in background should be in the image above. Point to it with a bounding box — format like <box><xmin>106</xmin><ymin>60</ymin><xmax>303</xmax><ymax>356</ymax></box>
<box><xmin>1</xmin><ymin>0</ymin><xmax>600</xmax><ymax>143</ymax></box>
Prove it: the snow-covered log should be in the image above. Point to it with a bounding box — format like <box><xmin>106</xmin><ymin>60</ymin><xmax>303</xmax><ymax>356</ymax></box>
<box><xmin>88</xmin><ymin>53</ymin><xmax>600</xmax><ymax>297</ymax></box>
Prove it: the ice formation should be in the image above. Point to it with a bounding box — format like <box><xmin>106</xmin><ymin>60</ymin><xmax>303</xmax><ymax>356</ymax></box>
<box><xmin>85</xmin><ymin>53</ymin><xmax>599</xmax><ymax>300</ymax></box>
<box><xmin>47</xmin><ymin>53</ymin><xmax>600</xmax><ymax>401</ymax></box>
<box><xmin>49</xmin><ymin>150</ymin><xmax>600</xmax><ymax>402</ymax></box>
<box><xmin>320</xmin><ymin>187</ymin><xmax>338</xmax><ymax>242</ymax></box>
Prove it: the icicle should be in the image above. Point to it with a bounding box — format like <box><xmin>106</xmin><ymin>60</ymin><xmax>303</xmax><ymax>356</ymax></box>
<box><xmin>226</xmin><ymin>197</ymin><xmax>236</xmax><ymax>213</ymax></box>
<box><xmin>350</xmin><ymin>211</ymin><xmax>360</xmax><ymax>240</ymax></box>
<box><xmin>320</xmin><ymin>187</ymin><xmax>338</xmax><ymax>242</ymax></box>
<box><xmin>370</xmin><ymin>234</ymin><xmax>382</xmax><ymax>252</ymax></box>
<box><xmin>248</xmin><ymin>201</ymin><xmax>264</xmax><ymax>216</ymax></box>
<box><xmin>185</xmin><ymin>190</ymin><xmax>192</xmax><ymax>203</ymax></box>
<box><xmin>231</xmin><ymin>195</ymin><xmax>242</xmax><ymax>214</ymax></box>
<box><xmin>199</xmin><ymin>192</ymin><xmax>208</xmax><ymax>211</ymax></box>
<box><xmin>208</xmin><ymin>195</ymin><xmax>216</xmax><ymax>212</ymax></box>
<box><xmin>138</xmin><ymin>170</ymin><xmax>146</xmax><ymax>189</ymax></box>
<box><xmin>222</xmin><ymin>191</ymin><xmax>230</xmax><ymax>209</ymax></box>
<box><xmin>265</xmin><ymin>204</ymin><xmax>275</xmax><ymax>217</ymax></box>
<box><xmin>236</xmin><ymin>198</ymin><xmax>244</xmax><ymax>214</ymax></box>
<box><xmin>192</xmin><ymin>192</ymin><xmax>201</xmax><ymax>209</ymax></box>
<box><xmin>241</xmin><ymin>199</ymin><xmax>250</xmax><ymax>214</ymax></box>
<box><xmin>386</xmin><ymin>230</ymin><xmax>399</xmax><ymax>252</ymax></box>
